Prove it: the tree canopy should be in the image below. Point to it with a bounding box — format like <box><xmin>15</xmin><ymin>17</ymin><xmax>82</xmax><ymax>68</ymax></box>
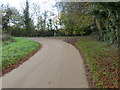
<box><xmin>1</xmin><ymin>1</ymin><xmax>120</xmax><ymax>46</ymax></box>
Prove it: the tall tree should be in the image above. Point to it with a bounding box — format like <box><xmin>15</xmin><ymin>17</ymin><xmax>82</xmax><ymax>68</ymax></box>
<box><xmin>43</xmin><ymin>11</ymin><xmax>48</xmax><ymax>30</ymax></box>
<box><xmin>48</xmin><ymin>19</ymin><xmax>52</xmax><ymax>30</ymax></box>
<box><xmin>24</xmin><ymin>0</ymin><xmax>34</xmax><ymax>36</ymax></box>
<box><xmin>2</xmin><ymin>5</ymin><xmax>12</xmax><ymax>32</ymax></box>
<box><xmin>56</xmin><ymin>2</ymin><xmax>93</xmax><ymax>36</ymax></box>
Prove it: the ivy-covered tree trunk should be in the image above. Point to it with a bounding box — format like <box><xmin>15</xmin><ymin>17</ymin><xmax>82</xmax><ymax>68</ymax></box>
<box><xmin>91</xmin><ymin>2</ymin><xmax>120</xmax><ymax>47</ymax></box>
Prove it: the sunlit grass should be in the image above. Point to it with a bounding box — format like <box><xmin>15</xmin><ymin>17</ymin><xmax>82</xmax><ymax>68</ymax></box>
<box><xmin>1</xmin><ymin>38</ymin><xmax>40</xmax><ymax>70</ymax></box>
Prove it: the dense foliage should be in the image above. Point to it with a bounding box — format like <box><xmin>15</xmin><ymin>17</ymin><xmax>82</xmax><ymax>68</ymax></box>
<box><xmin>2</xmin><ymin>33</ymin><xmax>14</xmax><ymax>43</ymax></box>
<box><xmin>90</xmin><ymin>3</ymin><xmax>120</xmax><ymax>47</ymax></box>
<box><xmin>56</xmin><ymin>2</ymin><xmax>120</xmax><ymax>46</ymax></box>
<box><xmin>56</xmin><ymin>2</ymin><xmax>93</xmax><ymax>36</ymax></box>
<box><xmin>1</xmin><ymin>0</ymin><xmax>57</xmax><ymax>37</ymax></box>
<box><xmin>1</xmin><ymin>2</ymin><xmax>119</xmax><ymax>46</ymax></box>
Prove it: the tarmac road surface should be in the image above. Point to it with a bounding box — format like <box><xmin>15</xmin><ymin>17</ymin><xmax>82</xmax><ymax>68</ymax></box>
<box><xmin>2</xmin><ymin>38</ymin><xmax>89</xmax><ymax>88</ymax></box>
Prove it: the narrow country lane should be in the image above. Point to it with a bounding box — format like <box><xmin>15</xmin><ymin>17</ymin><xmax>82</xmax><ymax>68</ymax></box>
<box><xmin>2</xmin><ymin>38</ymin><xmax>89</xmax><ymax>88</ymax></box>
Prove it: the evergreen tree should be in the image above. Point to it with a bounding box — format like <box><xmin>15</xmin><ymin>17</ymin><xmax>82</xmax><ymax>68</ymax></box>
<box><xmin>24</xmin><ymin>0</ymin><xmax>34</xmax><ymax>36</ymax></box>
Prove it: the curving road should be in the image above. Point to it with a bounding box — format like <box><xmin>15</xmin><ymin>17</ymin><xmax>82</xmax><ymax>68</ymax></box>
<box><xmin>2</xmin><ymin>38</ymin><xmax>88</xmax><ymax>88</ymax></box>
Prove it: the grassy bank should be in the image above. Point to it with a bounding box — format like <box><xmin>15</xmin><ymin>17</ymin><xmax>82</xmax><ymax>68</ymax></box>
<box><xmin>75</xmin><ymin>36</ymin><xmax>119</xmax><ymax>88</ymax></box>
<box><xmin>1</xmin><ymin>38</ymin><xmax>40</xmax><ymax>70</ymax></box>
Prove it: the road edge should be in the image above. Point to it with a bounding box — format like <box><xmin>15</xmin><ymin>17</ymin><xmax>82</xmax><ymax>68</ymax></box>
<box><xmin>63</xmin><ymin>38</ymin><xmax>94</xmax><ymax>88</ymax></box>
<box><xmin>0</xmin><ymin>43</ymin><xmax>41</xmax><ymax>77</ymax></box>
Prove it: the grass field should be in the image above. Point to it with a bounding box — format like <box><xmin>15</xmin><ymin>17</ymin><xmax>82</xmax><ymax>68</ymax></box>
<box><xmin>75</xmin><ymin>36</ymin><xmax>119</xmax><ymax>88</ymax></box>
<box><xmin>1</xmin><ymin>38</ymin><xmax>40</xmax><ymax>70</ymax></box>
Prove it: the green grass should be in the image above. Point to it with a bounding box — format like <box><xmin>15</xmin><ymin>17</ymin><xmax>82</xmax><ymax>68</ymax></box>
<box><xmin>75</xmin><ymin>36</ymin><xmax>119</xmax><ymax>88</ymax></box>
<box><xmin>1</xmin><ymin>38</ymin><xmax>40</xmax><ymax>70</ymax></box>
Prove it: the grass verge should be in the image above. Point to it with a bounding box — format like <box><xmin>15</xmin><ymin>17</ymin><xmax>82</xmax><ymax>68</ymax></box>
<box><xmin>75</xmin><ymin>36</ymin><xmax>119</xmax><ymax>88</ymax></box>
<box><xmin>1</xmin><ymin>38</ymin><xmax>40</xmax><ymax>71</ymax></box>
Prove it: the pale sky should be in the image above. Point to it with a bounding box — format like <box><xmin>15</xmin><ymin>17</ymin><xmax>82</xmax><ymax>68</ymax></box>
<box><xmin>0</xmin><ymin>0</ymin><xmax>58</xmax><ymax>18</ymax></box>
<box><xmin>0</xmin><ymin>0</ymin><xmax>57</xmax><ymax>11</ymax></box>
<box><xmin>0</xmin><ymin>0</ymin><xmax>119</xmax><ymax>13</ymax></box>
<box><xmin>0</xmin><ymin>0</ymin><xmax>59</xmax><ymax>24</ymax></box>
